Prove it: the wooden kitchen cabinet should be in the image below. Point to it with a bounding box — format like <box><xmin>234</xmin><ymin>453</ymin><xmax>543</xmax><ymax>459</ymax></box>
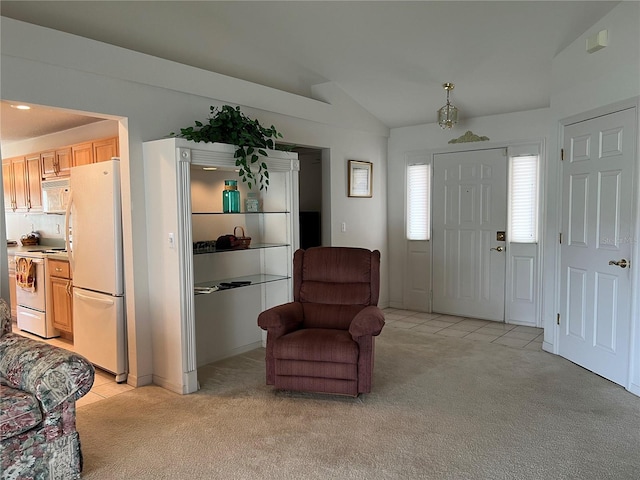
<box><xmin>48</xmin><ymin>259</ymin><xmax>73</xmax><ymax>337</ymax></box>
<box><xmin>2</xmin><ymin>158</ymin><xmax>14</xmax><ymax>212</ymax></box>
<box><xmin>25</xmin><ymin>154</ymin><xmax>42</xmax><ymax>210</ymax></box>
<box><xmin>3</xmin><ymin>155</ymin><xmax>42</xmax><ymax>212</ymax></box>
<box><xmin>72</xmin><ymin>142</ymin><xmax>94</xmax><ymax>167</ymax></box>
<box><xmin>72</xmin><ymin>137</ymin><xmax>119</xmax><ymax>166</ymax></box>
<box><xmin>93</xmin><ymin>137</ymin><xmax>119</xmax><ymax>162</ymax></box>
<box><xmin>42</xmin><ymin>148</ymin><xmax>71</xmax><ymax>178</ymax></box>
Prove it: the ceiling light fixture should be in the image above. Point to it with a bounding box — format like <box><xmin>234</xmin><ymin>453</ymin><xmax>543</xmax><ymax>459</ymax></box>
<box><xmin>11</xmin><ymin>104</ymin><xmax>31</xmax><ymax>110</ymax></box>
<box><xmin>437</xmin><ymin>83</ymin><xmax>458</xmax><ymax>129</ymax></box>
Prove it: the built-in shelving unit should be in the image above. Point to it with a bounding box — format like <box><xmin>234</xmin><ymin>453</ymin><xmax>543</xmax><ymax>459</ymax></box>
<box><xmin>143</xmin><ymin>138</ymin><xmax>299</xmax><ymax>394</ymax></box>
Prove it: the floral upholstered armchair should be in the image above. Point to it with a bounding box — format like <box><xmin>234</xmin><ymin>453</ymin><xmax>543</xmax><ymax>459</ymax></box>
<box><xmin>0</xmin><ymin>298</ymin><xmax>95</xmax><ymax>479</ymax></box>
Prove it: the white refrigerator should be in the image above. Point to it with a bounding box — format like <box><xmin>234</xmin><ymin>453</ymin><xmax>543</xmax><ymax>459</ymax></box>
<box><xmin>66</xmin><ymin>159</ymin><xmax>127</xmax><ymax>383</ymax></box>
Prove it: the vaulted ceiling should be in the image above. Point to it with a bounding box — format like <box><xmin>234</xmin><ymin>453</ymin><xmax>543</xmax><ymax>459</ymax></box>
<box><xmin>0</xmin><ymin>1</ymin><xmax>622</xmax><ymax>141</ymax></box>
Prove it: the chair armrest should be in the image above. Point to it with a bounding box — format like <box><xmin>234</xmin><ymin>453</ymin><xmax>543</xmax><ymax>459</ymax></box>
<box><xmin>0</xmin><ymin>334</ymin><xmax>95</xmax><ymax>412</ymax></box>
<box><xmin>258</xmin><ymin>302</ymin><xmax>304</xmax><ymax>333</ymax></box>
<box><xmin>349</xmin><ymin>306</ymin><xmax>385</xmax><ymax>338</ymax></box>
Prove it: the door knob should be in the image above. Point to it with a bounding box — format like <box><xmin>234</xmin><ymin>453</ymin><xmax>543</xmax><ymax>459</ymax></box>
<box><xmin>490</xmin><ymin>246</ymin><xmax>504</xmax><ymax>252</ymax></box>
<box><xmin>608</xmin><ymin>259</ymin><xmax>629</xmax><ymax>269</ymax></box>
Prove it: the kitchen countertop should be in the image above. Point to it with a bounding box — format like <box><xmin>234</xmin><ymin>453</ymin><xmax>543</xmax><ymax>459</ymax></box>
<box><xmin>7</xmin><ymin>244</ymin><xmax>69</xmax><ymax>261</ymax></box>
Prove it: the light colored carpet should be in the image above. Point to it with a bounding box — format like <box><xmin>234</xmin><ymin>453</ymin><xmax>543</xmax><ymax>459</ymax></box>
<box><xmin>76</xmin><ymin>327</ymin><xmax>640</xmax><ymax>479</ymax></box>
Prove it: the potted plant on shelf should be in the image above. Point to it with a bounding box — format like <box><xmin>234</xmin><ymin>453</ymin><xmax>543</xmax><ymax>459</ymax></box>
<box><xmin>170</xmin><ymin>105</ymin><xmax>288</xmax><ymax>191</ymax></box>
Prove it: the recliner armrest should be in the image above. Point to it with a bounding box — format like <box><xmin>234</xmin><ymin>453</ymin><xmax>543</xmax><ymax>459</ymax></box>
<box><xmin>349</xmin><ymin>306</ymin><xmax>385</xmax><ymax>338</ymax></box>
<box><xmin>258</xmin><ymin>302</ymin><xmax>304</xmax><ymax>333</ymax></box>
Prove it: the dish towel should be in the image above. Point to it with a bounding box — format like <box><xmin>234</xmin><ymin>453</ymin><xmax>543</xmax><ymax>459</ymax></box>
<box><xmin>16</xmin><ymin>257</ymin><xmax>36</xmax><ymax>293</ymax></box>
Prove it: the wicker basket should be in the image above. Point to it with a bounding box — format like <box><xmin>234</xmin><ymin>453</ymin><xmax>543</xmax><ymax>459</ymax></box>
<box><xmin>20</xmin><ymin>236</ymin><xmax>39</xmax><ymax>246</ymax></box>
<box><xmin>234</xmin><ymin>226</ymin><xmax>251</xmax><ymax>249</ymax></box>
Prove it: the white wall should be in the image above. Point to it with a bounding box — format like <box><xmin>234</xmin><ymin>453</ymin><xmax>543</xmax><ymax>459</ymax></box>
<box><xmin>0</xmin><ymin>17</ymin><xmax>389</xmax><ymax>388</ymax></box>
<box><xmin>387</xmin><ymin>108</ymin><xmax>550</xmax><ymax>309</ymax></box>
<box><xmin>544</xmin><ymin>2</ymin><xmax>640</xmax><ymax>393</ymax></box>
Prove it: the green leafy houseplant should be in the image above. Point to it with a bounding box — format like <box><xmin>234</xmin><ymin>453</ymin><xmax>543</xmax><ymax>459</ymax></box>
<box><xmin>171</xmin><ymin>105</ymin><xmax>286</xmax><ymax>190</ymax></box>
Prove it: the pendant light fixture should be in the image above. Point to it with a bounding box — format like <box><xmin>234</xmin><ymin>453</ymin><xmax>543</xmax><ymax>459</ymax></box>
<box><xmin>437</xmin><ymin>82</ymin><xmax>458</xmax><ymax>129</ymax></box>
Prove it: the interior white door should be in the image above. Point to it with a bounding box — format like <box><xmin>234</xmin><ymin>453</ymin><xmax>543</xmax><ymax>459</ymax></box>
<box><xmin>432</xmin><ymin>149</ymin><xmax>507</xmax><ymax>321</ymax></box>
<box><xmin>559</xmin><ymin>107</ymin><xmax>636</xmax><ymax>387</ymax></box>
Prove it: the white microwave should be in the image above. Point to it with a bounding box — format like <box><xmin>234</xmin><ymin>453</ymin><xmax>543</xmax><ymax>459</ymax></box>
<box><xmin>41</xmin><ymin>177</ymin><xmax>70</xmax><ymax>214</ymax></box>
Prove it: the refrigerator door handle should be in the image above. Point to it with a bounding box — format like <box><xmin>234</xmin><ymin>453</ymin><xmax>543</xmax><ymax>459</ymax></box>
<box><xmin>65</xmin><ymin>189</ymin><xmax>75</xmax><ymax>272</ymax></box>
<box><xmin>75</xmin><ymin>291</ymin><xmax>115</xmax><ymax>307</ymax></box>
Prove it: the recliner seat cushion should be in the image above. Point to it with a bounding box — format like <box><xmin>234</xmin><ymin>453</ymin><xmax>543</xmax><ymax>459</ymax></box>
<box><xmin>274</xmin><ymin>329</ymin><xmax>358</xmax><ymax>364</ymax></box>
<box><xmin>0</xmin><ymin>386</ymin><xmax>43</xmax><ymax>441</ymax></box>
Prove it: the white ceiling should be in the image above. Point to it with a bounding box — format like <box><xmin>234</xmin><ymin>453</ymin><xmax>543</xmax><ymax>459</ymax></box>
<box><xmin>0</xmin><ymin>1</ymin><xmax>623</xmax><ymax>139</ymax></box>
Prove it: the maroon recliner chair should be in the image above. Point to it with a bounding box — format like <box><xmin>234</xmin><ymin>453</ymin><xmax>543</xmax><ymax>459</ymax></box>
<box><xmin>258</xmin><ymin>247</ymin><xmax>385</xmax><ymax>396</ymax></box>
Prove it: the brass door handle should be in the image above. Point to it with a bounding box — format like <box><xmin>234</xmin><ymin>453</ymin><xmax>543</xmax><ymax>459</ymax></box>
<box><xmin>608</xmin><ymin>259</ymin><xmax>629</xmax><ymax>269</ymax></box>
<box><xmin>490</xmin><ymin>246</ymin><xmax>504</xmax><ymax>252</ymax></box>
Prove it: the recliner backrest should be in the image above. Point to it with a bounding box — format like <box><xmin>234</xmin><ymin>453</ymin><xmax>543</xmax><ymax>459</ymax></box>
<box><xmin>293</xmin><ymin>247</ymin><xmax>380</xmax><ymax>329</ymax></box>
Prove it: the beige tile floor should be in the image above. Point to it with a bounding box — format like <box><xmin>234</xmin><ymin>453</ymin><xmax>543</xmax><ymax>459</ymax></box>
<box><xmin>12</xmin><ymin>323</ymin><xmax>133</xmax><ymax>407</ymax></box>
<box><xmin>12</xmin><ymin>310</ymin><xmax>542</xmax><ymax>406</ymax></box>
<box><xmin>382</xmin><ymin>308</ymin><xmax>544</xmax><ymax>350</ymax></box>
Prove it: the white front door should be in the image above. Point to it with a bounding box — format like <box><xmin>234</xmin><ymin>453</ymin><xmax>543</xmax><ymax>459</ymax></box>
<box><xmin>559</xmin><ymin>107</ymin><xmax>636</xmax><ymax>387</ymax></box>
<box><xmin>432</xmin><ymin>149</ymin><xmax>507</xmax><ymax>321</ymax></box>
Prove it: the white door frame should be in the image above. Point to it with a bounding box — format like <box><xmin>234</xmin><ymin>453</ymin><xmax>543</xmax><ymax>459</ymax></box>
<box><xmin>554</xmin><ymin>97</ymin><xmax>640</xmax><ymax>395</ymax></box>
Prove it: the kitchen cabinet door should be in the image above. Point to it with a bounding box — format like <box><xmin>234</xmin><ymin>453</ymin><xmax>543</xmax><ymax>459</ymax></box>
<box><xmin>72</xmin><ymin>142</ymin><xmax>94</xmax><ymax>167</ymax></box>
<box><xmin>94</xmin><ymin>137</ymin><xmax>119</xmax><ymax>162</ymax></box>
<box><xmin>11</xmin><ymin>156</ymin><xmax>28</xmax><ymax>212</ymax></box>
<box><xmin>55</xmin><ymin>148</ymin><xmax>72</xmax><ymax>176</ymax></box>
<box><xmin>42</xmin><ymin>148</ymin><xmax>71</xmax><ymax>178</ymax></box>
<box><xmin>25</xmin><ymin>154</ymin><xmax>42</xmax><ymax>211</ymax></box>
<box><xmin>41</xmin><ymin>151</ymin><xmax>57</xmax><ymax>177</ymax></box>
<box><xmin>2</xmin><ymin>158</ymin><xmax>15</xmax><ymax>211</ymax></box>
<box><xmin>50</xmin><ymin>277</ymin><xmax>73</xmax><ymax>333</ymax></box>
<box><xmin>49</xmin><ymin>259</ymin><xmax>73</xmax><ymax>335</ymax></box>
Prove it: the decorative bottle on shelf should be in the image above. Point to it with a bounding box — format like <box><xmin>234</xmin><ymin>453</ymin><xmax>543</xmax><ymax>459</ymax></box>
<box><xmin>245</xmin><ymin>192</ymin><xmax>260</xmax><ymax>212</ymax></box>
<box><xmin>222</xmin><ymin>179</ymin><xmax>240</xmax><ymax>213</ymax></box>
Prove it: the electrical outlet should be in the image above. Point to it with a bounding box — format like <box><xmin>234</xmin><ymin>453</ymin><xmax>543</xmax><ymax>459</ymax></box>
<box><xmin>341</xmin><ymin>222</ymin><xmax>346</xmax><ymax>233</ymax></box>
<box><xmin>56</xmin><ymin>224</ymin><xmax>61</xmax><ymax>234</ymax></box>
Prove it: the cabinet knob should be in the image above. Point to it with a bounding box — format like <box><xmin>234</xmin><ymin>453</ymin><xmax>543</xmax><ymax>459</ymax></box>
<box><xmin>55</xmin><ymin>267</ymin><xmax>63</xmax><ymax>272</ymax></box>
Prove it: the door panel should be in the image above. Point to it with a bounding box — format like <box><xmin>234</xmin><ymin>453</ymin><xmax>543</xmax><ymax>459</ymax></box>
<box><xmin>559</xmin><ymin>107</ymin><xmax>635</xmax><ymax>387</ymax></box>
<box><xmin>433</xmin><ymin>149</ymin><xmax>507</xmax><ymax>321</ymax></box>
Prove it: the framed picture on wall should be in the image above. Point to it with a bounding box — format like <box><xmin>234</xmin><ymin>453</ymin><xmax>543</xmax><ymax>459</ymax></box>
<box><xmin>348</xmin><ymin>160</ymin><xmax>373</xmax><ymax>198</ymax></box>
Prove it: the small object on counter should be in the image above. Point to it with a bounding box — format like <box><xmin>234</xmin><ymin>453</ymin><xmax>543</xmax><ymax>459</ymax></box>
<box><xmin>19</xmin><ymin>232</ymin><xmax>40</xmax><ymax>246</ymax></box>
<box><xmin>7</xmin><ymin>240</ymin><xmax>17</xmax><ymax>246</ymax></box>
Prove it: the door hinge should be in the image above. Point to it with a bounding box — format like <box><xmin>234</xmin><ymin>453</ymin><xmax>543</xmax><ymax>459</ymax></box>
<box><xmin>559</xmin><ymin>233</ymin><xmax>563</xmax><ymax>244</ymax></box>
<box><xmin>561</xmin><ymin>148</ymin><xmax>565</xmax><ymax>161</ymax></box>
<box><xmin>557</xmin><ymin>313</ymin><xmax>561</xmax><ymax>325</ymax></box>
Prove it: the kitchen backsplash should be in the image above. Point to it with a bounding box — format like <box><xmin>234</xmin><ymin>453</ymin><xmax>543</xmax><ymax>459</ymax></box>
<box><xmin>5</xmin><ymin>211</ymin><xmax>67</xmax><ymax>246</ymax></box>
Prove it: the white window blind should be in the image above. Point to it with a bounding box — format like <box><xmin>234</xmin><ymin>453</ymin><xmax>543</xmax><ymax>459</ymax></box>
<box><xmin>510</xmin><ymin>155</ymin><xmax>539</xmax><ymax>243</ymax></box>
<box><xmin>406</xmin><ymin>164</ymin><xmax>430</xmax><ymax>240</ymax></box>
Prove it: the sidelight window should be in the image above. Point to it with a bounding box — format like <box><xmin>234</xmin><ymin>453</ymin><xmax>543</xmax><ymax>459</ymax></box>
<box><xmin>509</xmin><ymin>154</ymin><xmax>539</xmax><ymax>243</ymax></box>
<box><xmin>406</xmin><ymin>163</ymin><xmax>430</xmax><ymax>240</ymax></box>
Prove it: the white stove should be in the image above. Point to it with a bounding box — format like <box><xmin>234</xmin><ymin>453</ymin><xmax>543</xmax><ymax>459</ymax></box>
<box><xmin>15</xmin><ymin>248</ymin><xmax>68</xmax><ymax>338</ymax></box>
